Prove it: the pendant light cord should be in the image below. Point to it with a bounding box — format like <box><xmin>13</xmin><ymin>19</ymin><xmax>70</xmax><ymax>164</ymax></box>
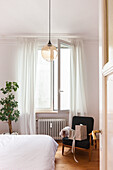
<box><xmin>49</xmin><ymin>0</ymin><xmax>51</xmax><ymax>44</ymax></box>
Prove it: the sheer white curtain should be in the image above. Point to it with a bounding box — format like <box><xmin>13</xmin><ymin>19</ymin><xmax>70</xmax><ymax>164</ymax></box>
<box><xmin>18</xmin><ymin>38</ymin><xmax>38</xmax><ymax>134</ymax></box>
<box><xmin>69</xmin><ymin>40</ymin><xmax>87</xmax><ymax>126</ymax></box>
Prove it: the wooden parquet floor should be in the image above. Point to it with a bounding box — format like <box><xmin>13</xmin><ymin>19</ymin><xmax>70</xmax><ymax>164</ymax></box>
<box><xmin>55</xmin><ymin>142</ymin><xmax>99</xmax><ymax>170</ymax></box>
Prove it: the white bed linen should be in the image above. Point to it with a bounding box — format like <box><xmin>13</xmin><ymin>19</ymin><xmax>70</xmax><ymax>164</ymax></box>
<box><xmin>0</xmin><ymin>135</ymin><xmax>58</xmax><ymax>170</ymax></box>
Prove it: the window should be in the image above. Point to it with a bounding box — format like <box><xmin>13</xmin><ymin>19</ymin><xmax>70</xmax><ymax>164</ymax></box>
<box><xmin>54</xmin><ymin>47</ymin><xmax>71</xmax><ymax>111</ymax></box>
<box><xmin>35</xmin><ymin>40</ymin><xmax>71</xmax><ymax>112</ymax></box>
<box><xmin>35</xmin><ymin>50</ymin><xmax>52</xmax><ymax>110</ymax></box>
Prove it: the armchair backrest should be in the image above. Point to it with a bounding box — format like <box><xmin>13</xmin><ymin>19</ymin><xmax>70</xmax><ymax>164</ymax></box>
<box><xmin>72</xmin><ymin>116</ymin><xmax>94</xmax><ymax>138</ymax></box>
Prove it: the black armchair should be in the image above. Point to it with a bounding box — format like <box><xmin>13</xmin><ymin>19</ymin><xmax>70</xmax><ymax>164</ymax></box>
<box><xmin>62</xmin><ymin>116</ymin><xmax>94</xmax><ymax>161</ymax></box>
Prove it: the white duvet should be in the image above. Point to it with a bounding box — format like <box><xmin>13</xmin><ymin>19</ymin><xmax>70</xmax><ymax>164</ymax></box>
<box><xmin>0</xmin><ymin>135</ymin><xmax>58</xmax><ymax>170</ymax></box>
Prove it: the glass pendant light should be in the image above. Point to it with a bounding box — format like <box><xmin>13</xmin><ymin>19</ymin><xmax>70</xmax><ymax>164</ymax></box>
<box><xmin>41</xmin><ymin>0</ymin><xmax>58</xmax><ymax>62</ymax></box>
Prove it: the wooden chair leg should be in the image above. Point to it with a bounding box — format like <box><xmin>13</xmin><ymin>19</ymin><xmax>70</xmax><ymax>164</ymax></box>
<box><xmin>97</xmin><ymin>139</ymin><xmax>99</xmax><ymax>149</ymax></box>
<box><xmin>94</xmin><ymin>140</ymin><xmax>97</xmax><ymax>149</ymax></box>
<box><xmin>62</xmin><ymin>144</ymin><xmax>64</xmax><ymax>155</ymax></box>
<box><xmin>89</xmin><ymin>135</ymin><xmax>92</xmax><ymax>161</ymax></box>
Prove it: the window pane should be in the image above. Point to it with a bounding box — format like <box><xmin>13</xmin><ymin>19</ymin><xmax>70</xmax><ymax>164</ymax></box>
<box><xmin>60</xmin><ymin>48</ymin><xmax>70</xmax><ymax>110</ymax></box>
<box><xmin>53</xmin><ymin>57</ymin><xmax>58</xmax><ymax>110</ymax></box>
<box><xmin>35</xmin><ymin>50</ymin><xmax>52</xmax><ymax>110</ymax></box>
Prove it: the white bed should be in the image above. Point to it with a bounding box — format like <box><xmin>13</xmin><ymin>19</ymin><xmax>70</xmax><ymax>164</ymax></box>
<box><xmin>0</xmin><ymin>135</ymin><xmax>58</xmax><ymax>170</ymax></box>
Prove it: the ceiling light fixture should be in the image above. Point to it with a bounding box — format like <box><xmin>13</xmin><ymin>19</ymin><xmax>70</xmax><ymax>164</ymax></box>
<box><xmin>41</xmin><ymin>0</ymin><xmax>58</xmax><ymax>62</ymax></box>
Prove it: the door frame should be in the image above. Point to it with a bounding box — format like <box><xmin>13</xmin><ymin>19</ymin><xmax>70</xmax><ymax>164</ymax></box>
<box><xmin>99</xmin><ymin>0</ymin><xmax>108</xmax><ymax>170</ymax></box>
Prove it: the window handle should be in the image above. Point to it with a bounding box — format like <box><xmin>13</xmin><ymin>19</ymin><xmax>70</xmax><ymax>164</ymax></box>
<box><xmin>59</xmin><ymin>90</ymin><xmax>64</xmax><ymax>93</ymax></box>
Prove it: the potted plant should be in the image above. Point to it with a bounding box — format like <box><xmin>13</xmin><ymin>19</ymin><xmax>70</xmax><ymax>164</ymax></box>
<box><xmin>0</xmin><ymin>81</ymin><xmax>20</xmax><ymax>134</ymax></box>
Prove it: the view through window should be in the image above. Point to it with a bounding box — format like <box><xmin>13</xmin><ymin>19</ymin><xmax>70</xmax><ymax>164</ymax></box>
<box><xmin>35</xmin><ymin>48</ymin><xmax>71</xmax><ymax>111</ymax></box>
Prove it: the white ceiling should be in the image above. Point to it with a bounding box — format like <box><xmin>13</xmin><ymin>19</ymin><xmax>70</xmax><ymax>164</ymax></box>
<box><xmin>0</xmin><ymin>0</ymin><xmax>99</xmax><ymax>38</ymax></box>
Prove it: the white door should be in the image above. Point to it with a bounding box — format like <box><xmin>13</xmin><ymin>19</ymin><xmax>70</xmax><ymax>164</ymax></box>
<box><xmin>99</xmin><ymin>0</ymin><xmax>113</xmax><ymax>170</ymax></box>
<box><xmin>99</xmin><ymin>0</ymin><xmax>107</xmax><ymax>169</ymax></box>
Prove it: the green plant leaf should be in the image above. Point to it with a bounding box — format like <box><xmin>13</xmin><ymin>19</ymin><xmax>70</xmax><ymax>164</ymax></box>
<box><xmin>0</xmin><ymin>81</ymin><xmax>20</xmax><ymax>126</ymax></box>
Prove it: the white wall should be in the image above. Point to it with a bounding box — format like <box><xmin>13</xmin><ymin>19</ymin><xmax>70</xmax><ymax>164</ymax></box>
<box><xmin>0</xmin><ymin>40</ymin><xmax>18</xmax><ymax>133</ymax></box>
<box><xmin>0</xmin><ymin>39</ymin><xmax>99</xmax><ymax>133</ymax></box>
<box><xmin>84</xmin><ymin>40</ymin><xmax>99</xmax><ymax>130</ymax></box>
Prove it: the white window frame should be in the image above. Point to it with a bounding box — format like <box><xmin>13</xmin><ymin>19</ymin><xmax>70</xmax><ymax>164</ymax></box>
<box><xmin>36</xmin><ymin>50</ymin><xmax>53</xmax><ymax>112</ymax></box>
<box><xmin>36</xmin><ymin>40</ymin><xmax>72</xmax><ymax>113</ymax></box>
<box><xmin>58</xmin><ymin>39</ymin><xmax>72</xmax><ymax>113</ymax></box>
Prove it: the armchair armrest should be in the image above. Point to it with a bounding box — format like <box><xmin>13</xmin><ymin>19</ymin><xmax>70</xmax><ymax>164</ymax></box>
<box><xmin>89</xmin><ymin>132</ymin><xmax>92</xmax><ymax>136</ymax></box>
<box><xmin>90</xmin><ymin>130</ymin><xmax>101</xmax><ymax>140</ymax></box>
<box><xmin>89</xmin><ymin>130</ymin><xmax>101</xmax><ymax>150</ymax></box>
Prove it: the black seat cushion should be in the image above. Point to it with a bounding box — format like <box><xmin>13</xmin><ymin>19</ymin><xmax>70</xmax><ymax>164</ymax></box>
<box><xmin>63</xmin><ymin>137</ymin><xmax>90</xmax><ymax>149</ymax></box>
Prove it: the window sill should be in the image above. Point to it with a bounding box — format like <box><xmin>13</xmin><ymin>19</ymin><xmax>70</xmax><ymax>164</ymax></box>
<box><xmin>35</xmin><ymin>111</ymin><xmax>58</xmax><ymax>114</ymax></box>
